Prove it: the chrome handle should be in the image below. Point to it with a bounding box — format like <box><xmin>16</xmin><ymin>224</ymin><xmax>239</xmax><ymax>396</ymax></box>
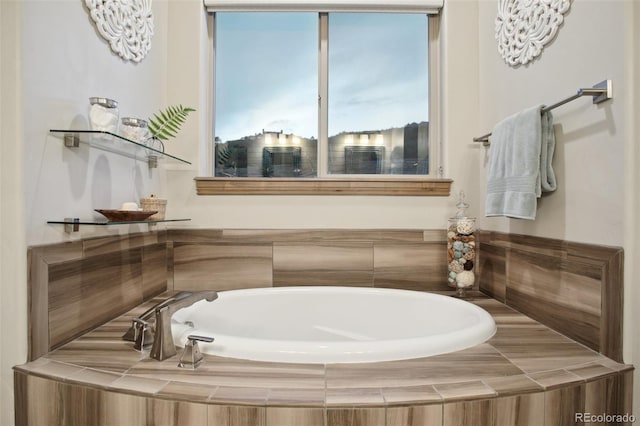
<box><xmin>178</xmin><ymin>334</ymin><xmax>214</xmax><ymax>369</ymax></box>
<box><xmin>132</xmin><ymin>318</ymin><xmax>148</xmax><ymax>342</ymax></box>
<box><xmin>187</xmin><ymin>335</ymin><xmax>215</xmax><ymax>343</ymax></box>
<box><xmin>132</xmin><ymin>318</ymin><xmax>154</xmax><ymax>351</ymax></box>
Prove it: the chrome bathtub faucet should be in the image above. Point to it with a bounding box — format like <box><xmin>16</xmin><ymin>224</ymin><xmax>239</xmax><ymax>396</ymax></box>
<box><xmin>123</xmin><ymin>291</ymin><xmax>196</xmax><ymax>346</ymax></box>
<box><xmin>150</xmin><ymin>290</ymin><xmax>218</xmax><ymax>361</ymax></box>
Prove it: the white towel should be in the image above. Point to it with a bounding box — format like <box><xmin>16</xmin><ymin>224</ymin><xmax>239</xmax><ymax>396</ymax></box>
<box><xmin>485</xmin><ymin>105</ymin><xmax>556</xmax><ymax>220</ymax></box>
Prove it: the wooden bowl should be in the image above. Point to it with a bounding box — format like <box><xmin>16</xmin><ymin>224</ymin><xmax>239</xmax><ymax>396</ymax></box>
<box><xmin>95</xmin><ymin>209</ymin><xmax>158</xmax><ymax>222</ymax></box>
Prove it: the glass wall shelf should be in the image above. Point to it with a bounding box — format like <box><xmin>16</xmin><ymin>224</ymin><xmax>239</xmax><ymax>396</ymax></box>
<box><xmin>48</xmin><ymin>218</ymin><xmax>191</xmax><ymax>233</ymax></box>
<box><xmin>49</xmin><ymin>130</ymin><xmax>191</xmax><ymax>168</ymax></box>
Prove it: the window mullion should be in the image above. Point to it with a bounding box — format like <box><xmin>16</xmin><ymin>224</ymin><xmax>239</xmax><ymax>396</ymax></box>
<box><xmin>428</xmin><ymin>14</ymin><xmax>441</xmax><ymax>178</ymax></box>
<box><xmin>318</xmin><ymin>12</ymin><xmax>329</xmax><ymax>177</ymax></box>
<box><xmin>209</xmin><ymin>13</ymin><xmax>216</xmax><ymax>176</ymax></box>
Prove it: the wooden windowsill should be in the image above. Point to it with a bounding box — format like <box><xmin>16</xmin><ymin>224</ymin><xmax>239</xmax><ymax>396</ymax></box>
<box><xmin>195</xmin><ymin>177</ymin><xmax>453</xmax><ymax>196</ymax></box>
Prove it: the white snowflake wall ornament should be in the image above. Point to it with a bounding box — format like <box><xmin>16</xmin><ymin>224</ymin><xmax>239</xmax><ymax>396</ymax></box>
<box><xmin>85</xmin><ymin>0</ymin><xmax>154</xmax><ymax>63</ymax></box>
<box><xmin>495</xmin><ymin>0</ymin><xmax>571</xmax><ymax>67</ymax></box>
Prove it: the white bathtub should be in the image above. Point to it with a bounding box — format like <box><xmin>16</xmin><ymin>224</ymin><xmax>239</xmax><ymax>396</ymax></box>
<box><xmin>171</xmin><ymin>286</ymin><xmax>497</xmax><ymax>364</ymax></box>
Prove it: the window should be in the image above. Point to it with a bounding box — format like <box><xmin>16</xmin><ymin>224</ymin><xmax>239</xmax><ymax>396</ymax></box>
<box><xmin>214</xmin><ymin>13</ymin><xmax>318</xmax><ymax>177</ymax></box>
<box><xmin>327</xmin><ymin>13</ymin><xmax>429</xmax><ymax>176</ymax></box>
<box><xmin>212</xmin><ymin>11</ymin><xmax>437</xmax><ymax>179</ymax></box>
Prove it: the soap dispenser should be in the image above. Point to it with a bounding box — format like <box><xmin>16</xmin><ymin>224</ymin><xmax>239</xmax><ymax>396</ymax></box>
<box><xmin>447</xmin><ymin>191</ymin><xmax>477</xmax><ymax>297</ymax></box>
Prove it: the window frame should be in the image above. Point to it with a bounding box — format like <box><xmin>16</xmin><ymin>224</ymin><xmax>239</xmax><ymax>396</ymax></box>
<box><xmin>197</xmin><ymin>10</ymin><xmax>451</xmax><ymax>196</ymax></box>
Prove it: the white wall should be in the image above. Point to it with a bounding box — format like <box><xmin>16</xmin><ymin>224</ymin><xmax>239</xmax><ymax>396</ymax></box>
<box><xmin>163</xmin><ymin>0</ymin><xmax>480</xmax><ymax>230</ymax></box>
<box><xmin>0</xmin><ymin>1</ymin><xmax>170</xmax><ymax>424</ymax></box>
<box><xmin>626</xmin><ymin>0</ymin><xmax>640</xmax><ymax>418</ymax></box>
<box><xmin>477</xmin><ymin>0</ymin><xmax>638</xmax><ymax>414</ymax></box>
<box><xmin>1</xmin><ymin>2</ymin><xmax>26</xmax><ymax>425</ymax></box>
<box><xmin>23</xmin><ymin>0</ymin><xmax>170</xmax><ymax>246</ymax></box>
<box><xmin>623</xmin><ymin>0</ymin><xmax>640</xmax><ymax>416</ymax></box>
<box><xmin>477</xmin><ymin>1</ymin><xmax>627</xmax><ymax>246</ymax></box>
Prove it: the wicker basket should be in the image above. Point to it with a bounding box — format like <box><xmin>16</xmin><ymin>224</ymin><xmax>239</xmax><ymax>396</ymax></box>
<box><xmin>139</xmin><ymin>197</ymin><xmax>167</xmax><ymax>220</ymax></box>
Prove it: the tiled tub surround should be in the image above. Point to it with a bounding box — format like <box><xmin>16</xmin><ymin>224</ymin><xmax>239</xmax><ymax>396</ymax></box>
<box><xmin>15</xmin><ymin>293</ymin><xmax>632</xmax><ymax>426</ymax></box>
<box><xmin>28</xmin><ymin>231</ymin><xmax>169</xmax><ymax>360</ymax></box>
<box><xmin>28</xmin><ymin>229</ymin><xmax>450</xmax><ymax>360</ymax></box>
<box><xmin>23</xmin><ymin>228</ymin><xmax>630</xmax><ymax>424</ymax></box>
<box><xmin>28</xmin><ymin>229</ymin><xmax>624</xmax><ymax>361</ymax></box>
<box><xmin>168</xmin><ymin>228</ymin><xmax>625</xmax><ymax>363</ymax></box>
<box><xmin>168</xmin><ymin>229</ymin><xmax>449</xmax><ymax>292</ymax></box>
<box><xmin>477</xmin><ymin>231</ymin><xmax>624</xmax><ymax>362</ymax></box>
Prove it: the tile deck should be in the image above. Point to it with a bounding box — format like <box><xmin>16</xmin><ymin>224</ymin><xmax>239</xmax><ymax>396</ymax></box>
<box><xmin>15</xmin><ymin>291</ymin><xmax>632</xmax><ymax>408</ymax></box>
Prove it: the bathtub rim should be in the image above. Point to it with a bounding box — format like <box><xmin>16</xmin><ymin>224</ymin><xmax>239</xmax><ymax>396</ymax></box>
<box><xmin>171</xmin><ymin>286</ymin><xmax>498</xmax><ymax>364</ymax></box>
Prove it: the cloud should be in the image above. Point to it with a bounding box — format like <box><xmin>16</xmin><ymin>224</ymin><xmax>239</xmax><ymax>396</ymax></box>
<box><xmin>215</xmin><ymin>12</ymin><xmax>429</xmax><ymax>141</ymax></box>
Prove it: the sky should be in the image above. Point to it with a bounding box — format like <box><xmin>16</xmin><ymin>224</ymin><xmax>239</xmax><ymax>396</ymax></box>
<box><xmin>214</xmin><ymin>12</ymin><xmax>429</xmax><ymax>142</ymax></box>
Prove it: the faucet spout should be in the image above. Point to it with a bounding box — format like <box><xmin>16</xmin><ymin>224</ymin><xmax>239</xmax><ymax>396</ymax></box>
<box><xmin>149</xmin><ymin>290</ymin><xmax>218</xmax><ymax>361</ymax></box>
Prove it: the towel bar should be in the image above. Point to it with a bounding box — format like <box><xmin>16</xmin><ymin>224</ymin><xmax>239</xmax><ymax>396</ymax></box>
<box><xmin>473</xmin><ymin>80</ymin><xmax>612</xmax><ymax>145</ymax></box>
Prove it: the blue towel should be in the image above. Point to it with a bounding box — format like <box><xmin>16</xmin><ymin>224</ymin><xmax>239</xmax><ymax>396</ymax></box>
<box><xmin>485</xmin><ymin>105</ymin><xmax>556</xmax><ymax>220</ymax></box>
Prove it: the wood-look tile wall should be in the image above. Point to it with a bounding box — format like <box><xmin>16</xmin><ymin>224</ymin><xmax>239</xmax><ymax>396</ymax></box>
<box><xmin>28</xmin><ymin>228</ymin><xmax>624</xmax><ymax>367</ymax></box>
<box><xmin>14</xmin><ymin>370</ymin><xmax>633</xmax><ymax>426</ymax></box>
<box><xmin>27</xmin><ymin>232</ymin><xmax>169</xmax><ymax>360</ymax></box>
<box><xmin>169</xmin><ymin>229</ymin><xmax>448</xmax><ymax>292</ymax></box>
<box><xmin>28</xmin><ymin>229</ymin><xmax>447</xmax><ymax>361</ymax></box>
<box><xmin>477</xmin><ymin>230</ymin><xmax>624</xmax><ymax>362</ymax></box>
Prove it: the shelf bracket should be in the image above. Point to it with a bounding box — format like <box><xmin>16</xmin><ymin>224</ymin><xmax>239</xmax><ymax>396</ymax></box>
<box><xmin>64</xmin><ymin>134</ymin><xmax>80</xmax><ymax>148</ymax></box>
<box><xmin>64</xmin><ymin>218</ymin><xmax>80</xmax><ymax>233</ymax></box>
<box><xmin>148</xmin><ymin>155</ymin><xmax>158</xmax><ymax>169</ymax></box>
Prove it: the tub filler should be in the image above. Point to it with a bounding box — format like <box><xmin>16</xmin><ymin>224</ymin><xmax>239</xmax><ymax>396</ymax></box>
<box><xmin>171</xmin><ymin>286</ymin><xmax>496</xmax><ymax>364</ymax></box>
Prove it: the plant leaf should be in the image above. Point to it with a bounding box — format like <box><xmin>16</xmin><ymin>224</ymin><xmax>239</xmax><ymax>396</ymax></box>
<box><xmin>147</xmin><ymin>105</ymin><xmax>196</xmax><ymax>142</ymax></box>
